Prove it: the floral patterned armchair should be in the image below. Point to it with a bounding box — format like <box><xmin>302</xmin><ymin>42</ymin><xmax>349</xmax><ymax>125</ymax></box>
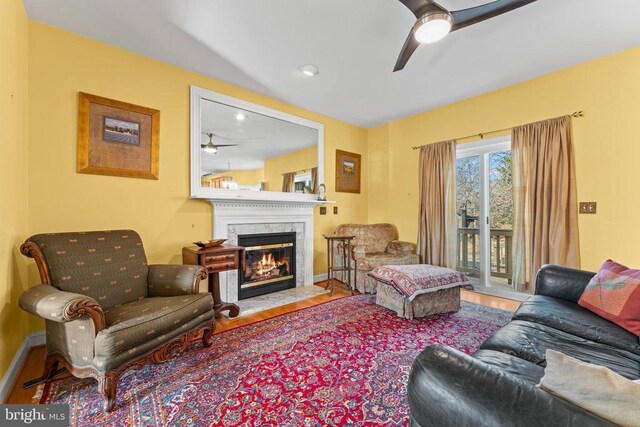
<box><xmin>333</xmin><ymin>224</ymin><xmax>419</xmax><ymax>293</ymax></box>
<box><xmin>18</xmin><ymin>230</ymin><xmax>215</xmax><ymax>412</ymax></box>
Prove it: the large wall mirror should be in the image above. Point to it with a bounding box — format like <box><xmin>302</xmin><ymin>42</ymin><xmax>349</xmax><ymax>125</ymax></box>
<box><xmin>190</xmin><ymin>86</ymin><xmax>324</xmax><ymax>202</ymax></box>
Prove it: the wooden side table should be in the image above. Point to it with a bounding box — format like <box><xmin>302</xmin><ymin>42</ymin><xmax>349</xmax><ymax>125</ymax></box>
<box><xmin>323</xmin><ymin>234</ymin><xmax>356</xmax><ymax>295</ymax></box>
<box><xmin>182</xmin><ymin>244</ymin><xmax>245</xmax><ymax>318</ymax></box>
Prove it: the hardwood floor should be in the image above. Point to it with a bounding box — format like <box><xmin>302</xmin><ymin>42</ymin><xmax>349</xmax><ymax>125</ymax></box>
<box><xmin>4</xmin><ymin>283</ymin><xmax>520</xmax><ymax>404</ymax></box>
<box><xmin>460</xmin><ymin>289</ymin><xmax>521</xmax><ymax>312</ymax></box>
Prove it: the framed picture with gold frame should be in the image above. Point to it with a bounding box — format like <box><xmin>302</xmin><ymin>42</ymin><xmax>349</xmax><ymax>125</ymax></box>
<box><xmin>77</xmin><ymin>92</ymin><xmax>160</xmax><ymax>179</ymax></box>
<box><xmin>335</xmin><ymin>149</ymin><xmax>361</xmax><ymax>193</ymax></box>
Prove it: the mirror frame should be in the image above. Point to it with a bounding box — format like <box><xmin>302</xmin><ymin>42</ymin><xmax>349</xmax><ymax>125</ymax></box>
<box><xmin>190</xmin><ymin>85</ymin><xmax>325</xmax><ymax>202</ymax></box>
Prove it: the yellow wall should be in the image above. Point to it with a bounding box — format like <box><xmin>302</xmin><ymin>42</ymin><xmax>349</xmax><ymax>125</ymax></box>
<box><xmin>27</xmin><ymin>21</ymin><xmax>368</xmax><ymax>316</ymax></box>
<box><xmin>263</xmin><ymin>145</ymin><xmax>318</xmax><ymax>191</ymax></box>
<box><xmin>367</xmin><ymin>46</ymin><xmax>640</xmax><ymax>272</ymax></box>
<box><xmin>0</xmin><ymin>0</ymin><xmax>30</xmax><ymax>379</ymax></box>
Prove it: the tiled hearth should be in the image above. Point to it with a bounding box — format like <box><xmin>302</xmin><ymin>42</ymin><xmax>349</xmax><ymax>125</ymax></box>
<box><xmin>232</xmin><ymin>286</ymin><xmax>327</xmax><ymax>318</ymax></box>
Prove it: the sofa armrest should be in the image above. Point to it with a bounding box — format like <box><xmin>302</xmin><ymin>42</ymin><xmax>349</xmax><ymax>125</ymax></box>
<box><xmin>386</xmin><ymin>240</ymin><xmax>415</xmax><ymax>255</ymax></box>
<box><xmin>534</xmin><ymin>264</ymin><xmax>596</xmax><ymax>303</ymax></box>
<box><xmin>408</xmin><ymin>344</ymin><xmax>615</xmax><ymax>427</ymax></box>
<box><xmin>148</xmin><ymin>264</ymin><xmax>208</xmax><ymax>297</ymax></box>
<box><xmin>19</xmin><ymin>284</ymin><xmax>106</xmax><ymax>332</ymax></box>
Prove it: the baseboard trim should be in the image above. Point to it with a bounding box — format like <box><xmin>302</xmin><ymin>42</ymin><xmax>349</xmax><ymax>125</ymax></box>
<box><xmin>0</xmin><ymin>331</ymin><xmax>45</xmax><ymax>403</ymax></box>
<box><xmin>472</xmin><ymin>287</ymin><xmax>530</xmax><ymax>302</ymax></box>
<box><xmin>313</xmin><ymin>273</ymin><xmax>328</xmax><ymax>283</ymax></box>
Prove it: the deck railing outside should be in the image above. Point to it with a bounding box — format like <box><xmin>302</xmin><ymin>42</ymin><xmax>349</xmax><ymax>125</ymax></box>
<box><xmin>457</xmin><ymin>228</ymin><xmax>513</xmax><ymax>283</ymax></box>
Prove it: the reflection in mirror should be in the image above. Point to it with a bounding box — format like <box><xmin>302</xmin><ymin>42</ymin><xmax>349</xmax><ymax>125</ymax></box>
<box><xmin>199</xmin><ymin>98</ymin><xmax>319</xmax><ymax>192</ymax></box>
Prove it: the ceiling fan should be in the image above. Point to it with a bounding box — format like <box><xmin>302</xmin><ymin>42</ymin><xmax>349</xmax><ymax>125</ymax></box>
<box><xmin>200</xmin><ymin>132</ymin><xmax>238</xmax><ymax>155</ymax></box>
<box><xmin>394</xmin><ymin>0</ymin><xmax>537</xmax><ymax>72</ymax></box>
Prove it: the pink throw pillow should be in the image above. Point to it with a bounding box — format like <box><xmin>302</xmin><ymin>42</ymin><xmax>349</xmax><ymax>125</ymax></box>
<box><xmin>578</xmin><ymin>260</ymin><xmax>640</xmax><ymax>336</ymax></box>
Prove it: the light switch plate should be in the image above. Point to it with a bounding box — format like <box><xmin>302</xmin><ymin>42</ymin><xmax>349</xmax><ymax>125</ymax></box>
<box><xmin>333</xmin><ymin>206</ymin><xmax>338</xmax><ymax>215</ymax></box>
<box><xmin>579</xmin><ymin>202</ymin><xmax>597</xmax><ymax>214</ymax></box>
<box><xmin>319</xmin><ymin>207</ymin><xmax>327</xmax><ymax>215</ymax></box>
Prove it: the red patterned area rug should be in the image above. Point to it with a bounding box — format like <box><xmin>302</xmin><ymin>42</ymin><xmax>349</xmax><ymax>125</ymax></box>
<box><xmin>40</xmin><ymin>294</ymin><xmax>511</xmax><ymax>426</ymax></box>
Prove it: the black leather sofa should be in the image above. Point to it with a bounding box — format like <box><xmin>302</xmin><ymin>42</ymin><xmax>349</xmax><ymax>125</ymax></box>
<box><xmin>407</xmin><ymin>264</ymin><xmax>640</xmax><ymax>427</ymax></box>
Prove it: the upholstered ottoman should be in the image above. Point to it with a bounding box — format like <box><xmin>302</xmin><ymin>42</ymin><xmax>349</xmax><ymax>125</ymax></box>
<box><xmin>369</xmin><ymin>264</ymin><xmax>472</xmax><ymax>320</ymax></box>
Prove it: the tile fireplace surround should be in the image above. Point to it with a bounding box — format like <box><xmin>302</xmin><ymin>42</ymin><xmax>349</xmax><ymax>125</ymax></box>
<box><xmin>208</xmin><ymin>200</ymin><xmax>317</xmax><ymax>303</ymax></box>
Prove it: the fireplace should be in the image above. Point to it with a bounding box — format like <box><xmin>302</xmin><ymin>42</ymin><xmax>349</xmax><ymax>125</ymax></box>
<box><xmin>237</xmin><ymin>232</ymin><xmax>296</xmax><ymax>299</ymax></box>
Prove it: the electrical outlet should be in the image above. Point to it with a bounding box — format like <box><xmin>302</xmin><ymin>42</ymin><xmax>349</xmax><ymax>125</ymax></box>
<box><xmin>579</xmin><ymin>202</ymin><xmax>597</xmax><ymax>214</ymax></box>
<box><xmin>319</xmin><ymin>207</ymin><xmax>327</xmax><ymax>215</ymax></box>
<box><xmin>333</xmin><ymin>206</ymin><xmax>338</xmax><ymax>215</ymax></box>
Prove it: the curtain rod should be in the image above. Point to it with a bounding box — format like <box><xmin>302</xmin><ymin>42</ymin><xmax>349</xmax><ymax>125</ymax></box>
<box><xmin>411</xmin><ymin>111</ymin><xmax>584</xmax><ymax>150</ymax></box>
<box><xmin>281</xmin><ymin>168</ymin><xmax>315</xmax><ymax>176</ymax></box>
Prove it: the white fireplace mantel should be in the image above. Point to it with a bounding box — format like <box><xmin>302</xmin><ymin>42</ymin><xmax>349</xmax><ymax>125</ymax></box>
<box><xmin>199</xmin><ymin>190</ymin><xmax>333</xmax><ymax>206</ymax></box>
<box><xmin>208</xmin><ymin>198</ymin><xmax>329</xmax><ymax>302</ymax></box>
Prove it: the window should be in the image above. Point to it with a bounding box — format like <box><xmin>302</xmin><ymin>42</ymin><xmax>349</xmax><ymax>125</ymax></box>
<box><xmin>293</xmin><ymin>171</ymin><xmax>312</xmax><ymax>193</ymax></box>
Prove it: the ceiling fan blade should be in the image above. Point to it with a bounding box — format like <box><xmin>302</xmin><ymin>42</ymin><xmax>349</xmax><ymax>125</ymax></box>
<box><xmin>398</xmin><ymin>0</ymin><xmax>438</xmax><ymax>18</ymax></box>
<box><xmin>214</xmin><ymin>135</ymin><xmax>264</xmax><ymax>142</ymax></box>
<box><xmin>200</xmin><ymin>144</ymin><xmax>207</xmax><ymax>148</ymax></box>
<box><xmin>451</xmin><ymin>0</ymin><xmax>537</xmax><ymax>32</ymax></box>
<box><xmin>393</xmin><ymin>29</ymin><xmax>421</xmax><ymax>72</ymax></box>
<box><xmin>213</xmin><ymin>144</ymin><xmax>239</xmax><ymax>147</ymax></box>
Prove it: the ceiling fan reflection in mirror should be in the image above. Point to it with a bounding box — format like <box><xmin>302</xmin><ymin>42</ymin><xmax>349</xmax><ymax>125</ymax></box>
<box><xmin>394</xmin><ymin>0</ymin><xmax>538</xmax><ymax>71</ymax></box>
<box><xmin>200</xmin><ymin>132</ymin><xmax>239</xmax><ymax>155</ymax></box>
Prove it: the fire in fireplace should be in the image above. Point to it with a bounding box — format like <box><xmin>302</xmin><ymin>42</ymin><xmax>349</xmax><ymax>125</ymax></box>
<box><xmin>237</xmin><ymin>232</ymin><xmax>296</xmax><ymax>299</ymax></box>
<box><xmin>246</xmin><ymin>246</ymin><xmax>292</xmax><ymax>284</ymax></box>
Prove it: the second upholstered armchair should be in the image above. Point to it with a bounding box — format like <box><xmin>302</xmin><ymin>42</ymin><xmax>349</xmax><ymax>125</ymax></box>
<box><xmin>18</xmin><ymin>230</ymin><xmax>215</xmax><ymax>412</ymax></box>
<box><xmin>333</xmin><ymin>223</ymin><xmax>419</xmax><ymax>293</ymax></box>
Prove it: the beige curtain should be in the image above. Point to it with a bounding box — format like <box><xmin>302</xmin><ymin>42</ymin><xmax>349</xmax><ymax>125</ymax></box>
<box><xmin>512</xmin><ymin>115</ymin><xmax>580</xmax><ymax>292</ymax></box>
<box><xmin>417</xmin><ymin>140</ymin><xmax>457</xmax><ymax>268</ymax></box>
<box><xmin>311</xmin><ymin>167</ymin><xmax>318</xmax><ymax>194</ymax></box>
<box><xmin>282</xmin><ymin>172</ymin><xmax>295</xmax><ymax>192</ymax></box>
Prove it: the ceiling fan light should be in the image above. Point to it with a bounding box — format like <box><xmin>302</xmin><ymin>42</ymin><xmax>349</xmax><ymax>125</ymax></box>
<box><xmin>203</xmin><ymin>143</ymin><xmax>218</xmax><ymax>154</ymax></box>
<box><xmin>414</xmin><ymin>12</ymin><xmax>452</xmax><ymax>44</ymax></box>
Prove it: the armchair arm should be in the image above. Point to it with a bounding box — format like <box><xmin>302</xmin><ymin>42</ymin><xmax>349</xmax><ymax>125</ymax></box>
<box><xmin>19</xmin><ymin>284</ymin><xmax>106</xmax><ymax>332</ymax></box>
<box><xmin>147</xmin><ymin>264</ymin><xmax>208</xmax><ymax>297</ymax></box>
<box><xmin>386</xmin><ymin>240</ymin><xmax>415</xmax><ymax>255</ymax></box>
<box><xmin>352</xmin><ymin>245</ymin><xmax>367</xmax><ymax>260</ymax></box>
<box><xmin>534</xmin><ymin>264</ymin><xmax>596</xmax><ymax>303</ymax></box>
<box><xmin>408</xmin><ymin>344</ymin><xmax>614</xmax><ymax>427</ymax></box>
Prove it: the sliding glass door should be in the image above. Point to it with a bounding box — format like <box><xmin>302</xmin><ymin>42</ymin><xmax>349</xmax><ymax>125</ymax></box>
<box><xmin>455</xmin><ymin>137</ymin><xmax>517</xmax><ymax>293</ymax></box>
<box><xmin>455</xmin><ymin>154</ymin><xmax>481</xmax><ymax>283</ymax></box>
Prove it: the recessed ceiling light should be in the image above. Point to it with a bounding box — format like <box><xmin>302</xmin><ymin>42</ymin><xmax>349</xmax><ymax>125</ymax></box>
<box><xmin>235</xmin><ymin>112</ymin><xmax>246</xmax><ymax>121</ymax></box>
<box><xmin>300</xmin><ymin>64</ymin><xmax>319</xmax><ymax>77</ymax></box>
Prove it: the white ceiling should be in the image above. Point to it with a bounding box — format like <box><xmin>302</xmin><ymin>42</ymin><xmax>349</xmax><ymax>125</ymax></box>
<box><xmin>200</xmin><ymin>99</ymin><xmax>318</xmax><ymax>174</ymax></box>
<box><xmin>23</xmin><ymin>0</ymin><xmax>640</xmax><ymax>128</ymax></box>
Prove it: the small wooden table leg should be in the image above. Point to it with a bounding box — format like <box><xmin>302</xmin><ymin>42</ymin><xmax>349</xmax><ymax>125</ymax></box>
<box><xmin>346</xmin><ymin>239</ymin><xmax>354</xmax><ymax>294</ymax></box>
<box><xmin>325</xmin><ymin>237</ymin><xmax>331</xmax><ymax>290</ymax></box>
<box><xmin>209</xmin><ymin>272</ymin><xmax>240</xmax><ymax>318</ymax></box>
<box><xmin>328</xmin><ymin>239</ymin><xmax>334</xmax><ymax>296</ymax></box>
<box><xmin>342</xmin><ymin>240</ymin><xmax>347</xmax><ymax>290</ymax></box>
<box><xmin>353</xmin><ymin>257</ymin><xmax>357</xmax><ymax>295</ymax></box>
